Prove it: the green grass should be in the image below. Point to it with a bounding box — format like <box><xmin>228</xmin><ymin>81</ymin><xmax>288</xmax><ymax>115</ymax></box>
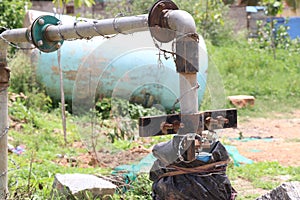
<box><xmin>205</xmin><ymin>41</ymin><xmax>300</xmax><ymax>118</ymax></box>
<box><xmin>227</xmin><ymin>162</ymin><xmax>300</xmax><ymax>199</ymax></box>
<box><xmin>5</xmin><ymin>35</ymin><xmax>300</xmax><ymax>198</ymax></box>
<box><xmin>7</xmin><ymin>109</ymin><xmax>111</xmax><ymax>199</ymax></box>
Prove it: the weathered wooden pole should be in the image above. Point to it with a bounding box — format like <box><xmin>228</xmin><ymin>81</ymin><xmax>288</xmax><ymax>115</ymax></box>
<box><xmin>0</xmin><ymin>40</ymin><xmax>9</xmax><ymax>199</ymax></box>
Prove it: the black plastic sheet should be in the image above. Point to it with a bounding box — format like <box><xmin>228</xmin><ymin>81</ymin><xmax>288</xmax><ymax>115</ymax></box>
<box><xmin>150</xmin><ymin>141</ymin><xmax>236</xmax><ymax>200</ymax></box>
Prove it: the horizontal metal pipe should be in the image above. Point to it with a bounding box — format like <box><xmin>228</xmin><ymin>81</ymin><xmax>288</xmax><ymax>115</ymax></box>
<box><xmin>45</xmin><ymin>14</ymin><xmax>148</xmax><ymax>41</ymax></box>
<box><xmin>0</xmin><ymin>14</ymin><xmax>148</xmax><ymax>44</ymax></box>
<box><xmin>0</xmin><ymin>28</ymin><xmax>28</xmax><ymax>43</ymax></box>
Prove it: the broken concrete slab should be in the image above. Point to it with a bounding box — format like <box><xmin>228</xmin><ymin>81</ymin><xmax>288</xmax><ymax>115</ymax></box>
<box><xmin>256</xmin><ymin>181</ymin><xmax>300</xmax><ymax>200</ymax></box>
<box><xmin>228</xmin><ymin>95</ymin><xmax>255</xmax><ymax>108</ymax></box>
<box><xmin>52</xmin><ymin>173</ymin><xmax>116</xmax><ymax>199</ymax></box>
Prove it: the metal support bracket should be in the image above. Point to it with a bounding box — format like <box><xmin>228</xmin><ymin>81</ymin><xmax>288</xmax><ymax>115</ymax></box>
<box><xmin>176</xmin><ymin>34</ymin><xmax>199</xmax><ymax>73</ymax></box>
<box><xmin>139</xmin><ymin>108</ymin><xmax>237</xmax><ymax>137</ymax></box>
<box><xmin>30</xmin><ymin>15</ymin><xmax>64</xmax><ymax>53</ymax></box>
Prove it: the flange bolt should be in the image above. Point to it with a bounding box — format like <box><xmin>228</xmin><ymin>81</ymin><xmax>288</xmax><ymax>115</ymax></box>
<box><xmin>38</xmin><ymin>19</ymin><xmax>45</xmax><ymax>25</ymax></box>
<box><xmin>56</xmin><ymin>42</ymin><xmax>62</xmax><ymax>49</ymax></box>
<box><xmin>37</xmin><ymin>40</ymin><xmax>43</xmax><ymax>46</ymax></box>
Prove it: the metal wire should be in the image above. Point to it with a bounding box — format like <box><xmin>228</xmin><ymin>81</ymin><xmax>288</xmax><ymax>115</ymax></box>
<box><xmin>0</xmin><ymin>88</ymin><xmax>7</xmax><ymax>93</ymax></box>
<box><xmin>171</xmin><ymin>82</ymin><xmax>200</xmax><ymax>113</ymax></box>
<box><xmin>151</xmin><ymin>32</ymin><xmax>200</xmax><ymax>65</ymax></box>
<box><xmin>113</xmin><ymin>13</ymin><xmax>128</xmax><ymax>35</ymax></box>
<box><xmin>0</xmin><ymin>158</ymin><xmax>18</xmax><ymax>181</ymax></box>
<box><xmin>57</xmin><ymin>21</ymin><xmax>66</xmax><ymax>40</ymax></box>
<box><xmin>0</xmin><ymin>32</ymin><xmax>35</xmax><ymax>50</ymax></box>
<box><xmin>73</xmin><ymin>21</ymin><xmax>85</xmax><ymax>39</ymax></box>
<box><xmin>0</xmin><ymin>157</ymin><xmax>20</xmax><ymax>192</ymax></box>
<box><xmin>176</xmin><ymin>32</ymin><xmax>199</xmax><ymax>42</ymax></box>
<box><xmin>92</xmin><ymin>21</ymin><xmax>112</xmax><ymax>39</ymax></box>
<box><xmin>152</xmin><ymin>37</ymin><xmax>176</xmax><ymax>58</ymax></box>
<box><xmin>0</xmin><ymin>126</ymin><xmax>9</xmax><ymax>140</ymax></box>
<box><xmin>177</xmin><ymin>134</ymin><xmax>202</xmax><ymax>163</ymax></box>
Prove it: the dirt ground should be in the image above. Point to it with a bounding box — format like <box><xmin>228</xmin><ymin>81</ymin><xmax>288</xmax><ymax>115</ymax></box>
<box><xmin>54</xmin><ymin>110</ymin><xmax>300</xmax><ymax>198</ymax></box>
<box><xmin>56</xmin><ymin>110</ymin><xmax>300</xmax><ymax>169</ymax></box>
<box><xmin>220</xmin><ymin>110</ymin><xmax>300</xmax><ymax>167</ymax></box>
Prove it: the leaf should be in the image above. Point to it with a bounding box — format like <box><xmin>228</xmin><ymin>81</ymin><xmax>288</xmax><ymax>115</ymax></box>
<box><xmin>83</xmin><ymin>0</ymin><xmax>95</xmax><ymax>7</ymax></box>
<box><xmin>74</xmin><ymin>0</ymin><xmax>81</xmax><ymax>7</ymax></box>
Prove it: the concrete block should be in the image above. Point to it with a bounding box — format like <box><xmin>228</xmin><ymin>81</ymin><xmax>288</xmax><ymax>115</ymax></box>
<box><xmin>52</xmin><ymin>173</ymin><xmax>116</xmax><ymax>199</ymax></box>
<box><xmin>256</xmin><ymin>181</ymin><xmax>300</xmax><ymax>200</ymax></box>
<box><xmin>228</xmin><ymin>95</ymin><xmax>255</xmax><ymax>108</ymax></box>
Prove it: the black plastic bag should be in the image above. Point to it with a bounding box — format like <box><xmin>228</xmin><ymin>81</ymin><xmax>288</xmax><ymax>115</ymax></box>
<box><xmin>150</xmin><ymin>141</ymin><xmax>236</xmax><ymax>200</ymax></box>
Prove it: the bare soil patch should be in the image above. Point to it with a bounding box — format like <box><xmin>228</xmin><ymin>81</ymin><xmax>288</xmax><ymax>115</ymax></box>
<box><xmin>55</xmin><ymin>110</ymin><xmax>300</xmax><ymax>169</ymax></box>
<box><xmin>55</xmin><ymin>143</ymin><xmax>151</xmax><ymax>169</ymax></box>
<box><xmin>220</xmin><ymin>110</ymin><xmax>300</xmax><ymax>166</ymax></box>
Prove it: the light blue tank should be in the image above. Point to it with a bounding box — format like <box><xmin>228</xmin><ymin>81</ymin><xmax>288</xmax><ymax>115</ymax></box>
<box><xmin>31</xmin><ymin>23</ymin><xmax>208</xmax><ymax>112</ymax></box>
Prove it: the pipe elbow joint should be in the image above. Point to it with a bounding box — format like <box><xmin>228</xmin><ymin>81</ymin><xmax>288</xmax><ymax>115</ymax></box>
<box><xmin>165</xmin><ymin>10</ymin><xmax>196</xmax><ymax>35</ymax></box>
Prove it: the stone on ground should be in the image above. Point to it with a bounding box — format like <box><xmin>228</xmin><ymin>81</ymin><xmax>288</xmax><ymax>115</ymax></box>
<box><xmin>256</xmin><ymin>181</ymin><xmax>300</xmax><ymax>200</ymax></box>
<box><xmin>228</xmin><ymin>95</ymin><xmax>255</xmax><ymax>108</ymax></box>
<box><xmin>52</xmin><ymin>173</ymin><xmax>116</xmax><ymax>199</ymax></box>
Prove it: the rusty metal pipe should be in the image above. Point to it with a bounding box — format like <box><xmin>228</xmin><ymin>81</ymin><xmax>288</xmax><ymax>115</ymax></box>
<box><xmin>0</xmin><ymin>28</ymin><xmax>28</xmax><ymax>43</ymax></box>
<box><xmin>165</xmin><ymin>10</ymin><xmax>197</xmax><ymax>34</ymax></box>
<box><xmin>165</xmin><ymin>10</ymin><xmax>199</xmax><ymax>115</ymax></box>
<box><xmin>45</xmin><ymin>14</ymin><xmax>148</xmax><ymax>42</ymax></box>
<box><xmin>0</xmin><ymin>15</ymin><xmax>148</xmax><ymax>44</ymax></box>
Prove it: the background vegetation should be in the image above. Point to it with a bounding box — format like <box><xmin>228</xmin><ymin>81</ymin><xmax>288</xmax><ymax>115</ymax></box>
<box><xmin>1</xmin><ymin>0</ymin><xmax>300</xmax><ymax>199</ymax></box>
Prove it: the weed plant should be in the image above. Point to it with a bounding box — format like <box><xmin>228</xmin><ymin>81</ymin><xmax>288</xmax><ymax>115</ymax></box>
<box><xmin>5</xmin><ymin>22</ymin><xmax>300</xmax><ymax>199</ymax></box>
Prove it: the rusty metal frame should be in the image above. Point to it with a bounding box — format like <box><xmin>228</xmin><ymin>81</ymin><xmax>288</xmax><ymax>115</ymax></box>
<box><xmin>139</xmin><ymin>108</ymin><xmax>237</xmax><ymax>137</ymax></box>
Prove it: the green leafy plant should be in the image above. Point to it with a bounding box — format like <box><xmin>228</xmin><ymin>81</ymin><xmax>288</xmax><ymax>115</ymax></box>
<box><xmin>192</xmin><ymin>0</ymin><xmax>232</xmax><ymax>46</ymax></box>
<box><xmin>256</xmin><ymin>19</ymin><xmax>292</xmax><ymax>50</ymax></box>
<box><xmin>53</xmin><ymin>0</ymin><xmax>95</xmax><ymax>9</ymax></box>
<box><xmin>9</xmin><ymin>52</ymin><xmax>52</xmax><ymax>112</ymax></box>
<box><xmin>105</xmin><ymin>0</ymin><xmax>155</xmax><ymax>17</ymax></box>
<box><xmin>0</xmin><ymin>0</ymin><xmax>31</xmax><ymax>31</ymax></box>
<box><xmin>112</xmin><ymin>174</ymin><xmax>152</xmax><ymax>200</ymax></box>
<box><xmin>52</xmin><ymin>0</ymin><xmax>95</xmax><ymax>15</ymax></box>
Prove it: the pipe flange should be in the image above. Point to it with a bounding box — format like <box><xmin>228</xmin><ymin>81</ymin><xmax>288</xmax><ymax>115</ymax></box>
<box><xmin>148</xmin><ymin>0</ymin><xmax>178</xmax><ymax>43</ymax></box>
<box><xmin>31</xmin><ymin>15</ymin><xmax>64</xmax><ymax>53</ymax></box>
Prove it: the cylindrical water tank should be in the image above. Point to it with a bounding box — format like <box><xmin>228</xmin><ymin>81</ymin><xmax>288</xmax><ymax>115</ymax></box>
<box><xmin>29</xmin><ymin>11</ymin><xmax>208</xmax><ymax>112</ymax></box>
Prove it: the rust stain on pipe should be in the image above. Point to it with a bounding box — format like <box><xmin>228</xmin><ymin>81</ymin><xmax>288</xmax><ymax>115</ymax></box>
<box><xmin>51</xmin><ymin>66</ymin><xmax>59</xmax><ymax>75</ymax></box>
<box><xmin>64</xmin><ymin>70</ymin><xmax>77</xmax><ymax>80</ymax></box>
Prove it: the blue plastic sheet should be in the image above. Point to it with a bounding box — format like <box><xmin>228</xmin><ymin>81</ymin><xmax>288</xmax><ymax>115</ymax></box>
<box><xmin>112</xmin><ymin>144</ymin><xmax>253</xmax><ymax>180</ymax></box>
<box><xmin>225</xmin><ymin>145</ymin><xmax>253</xmax><ymax>166</ymax></box>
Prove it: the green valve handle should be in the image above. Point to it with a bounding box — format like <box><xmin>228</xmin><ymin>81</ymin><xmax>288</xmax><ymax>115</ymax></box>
<box><xmin>30</xmin><ymin>15</ymin><xmax>64</xmax><ymax>53</ymax></box>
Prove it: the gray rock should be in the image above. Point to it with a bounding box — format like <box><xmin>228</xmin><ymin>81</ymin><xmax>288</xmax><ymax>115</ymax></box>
<box><xmin>256</xmin><ymin>181</ymin><xmax>300</xmax><ymax>200</ymax></box>
<box><xmin>52</xmin><ymin>173</ymin><xmax>116</xmax><ymax>199</ymax></box>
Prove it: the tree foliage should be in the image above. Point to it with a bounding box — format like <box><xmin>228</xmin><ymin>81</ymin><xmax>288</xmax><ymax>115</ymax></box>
<box><xmin>0</xmin><ymin>0</ymin><xmax>31</xmax><ymax>31</ymax></box>
<box><xmin>53</xmin><ymin>0</ymin><xmax>95</xmax><ymax>11</ymax></box>
<box><xmin>105</xmin><ymin>0</ymin><xmax>231</xmax><ymax>46</ymax></box>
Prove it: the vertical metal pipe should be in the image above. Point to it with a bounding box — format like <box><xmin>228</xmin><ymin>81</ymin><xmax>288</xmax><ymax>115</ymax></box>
<box><xmin>166</xmin><ymin>9</ymin><xmax>199</xmax><ymax>126</ymax></box>
<box><xmin>165</xmin><ymin>9</ymin><xmax>199</xmax><ymax>160</ymax></box>
<box><xmin>179</xmin><ymin>73</ymin><xmax>198</xmax><ymax>115</ymax></box>
<box><xmin>0</xmin><ymin>41</ymin><xmax>8</xmax><ymax>199</ymax></box>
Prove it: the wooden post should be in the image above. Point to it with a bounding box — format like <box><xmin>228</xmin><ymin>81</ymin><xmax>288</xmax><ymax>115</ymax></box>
<box><xmin>0</xmin><ymin>41</ymin><xmax>9</xmax><ymax>199</ymax></box>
